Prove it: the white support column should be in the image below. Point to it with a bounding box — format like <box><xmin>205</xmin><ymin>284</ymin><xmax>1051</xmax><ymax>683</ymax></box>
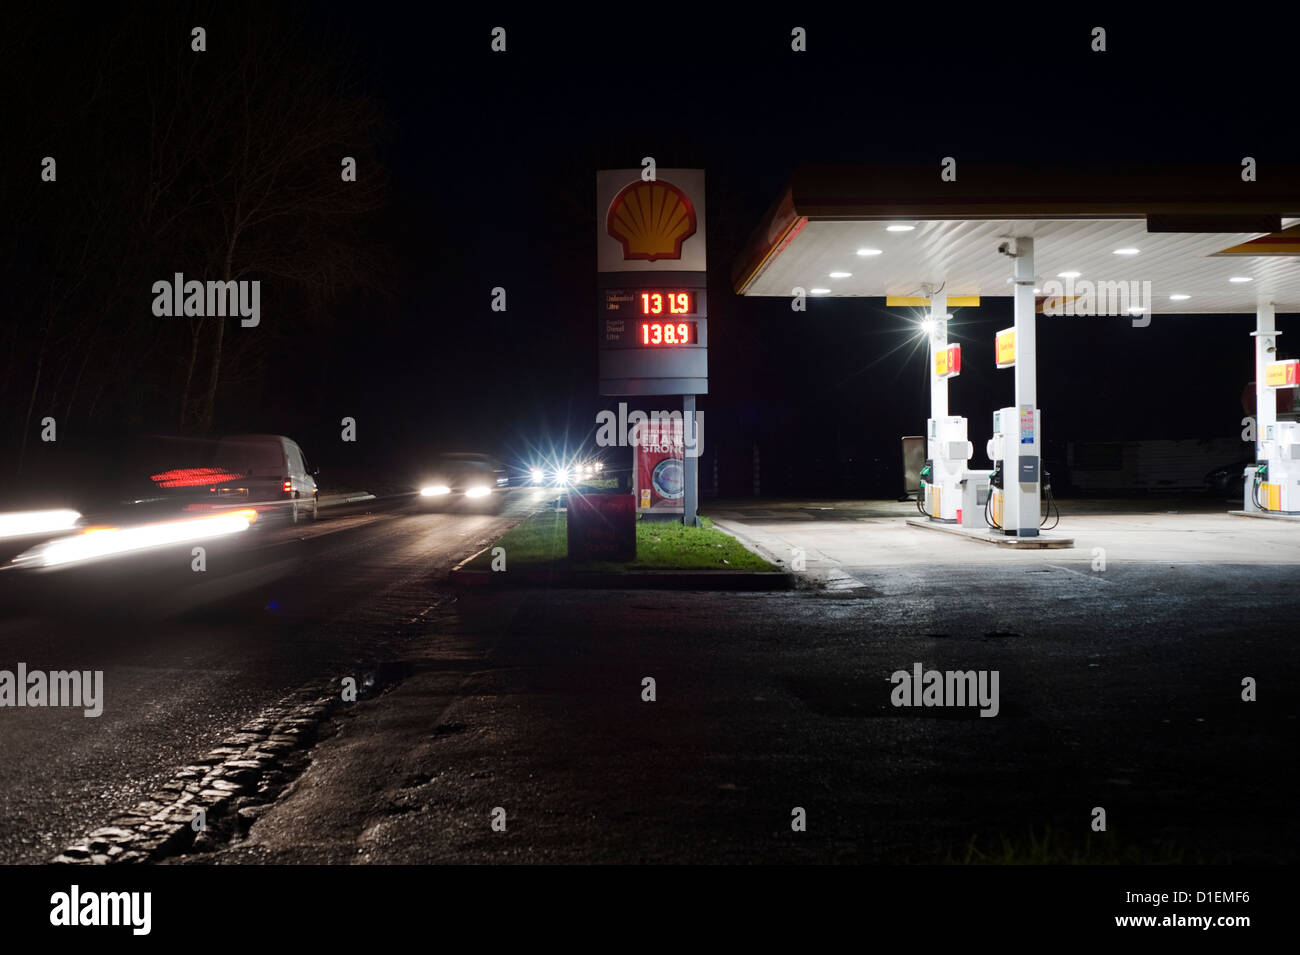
<box><xmin>929</xmin><ymin>293</ymin><xmax>949</xmax><ymax>422</ymax></box>
<box><xmin>1006</xmin><ymin>238</ymin><xmax>1040</xmax><ymax>536</ymax></box>
<box><xmin>925</xmin><ymin>292</ymin><xmax>946</xmax><ymax>519</ymax></box>
<box><xmin>923</xmin><ymin>291</ymin><xmax>970</xmax><ymax>521</ymax></box>
<box><xmin>1254</xmin><ymin>300</ymin><xmax>1278</xmax><ymax>461</ymax></box>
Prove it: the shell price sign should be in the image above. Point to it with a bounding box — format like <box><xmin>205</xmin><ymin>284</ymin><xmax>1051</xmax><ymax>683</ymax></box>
<box><xmin>1265</xmin><ymin>359</ymin><xmax>1299</xmax><ymax>388</ymax></box>
<box><xmin>597</xmin><ymin>169</ymin><xmax>707</xmax><ymax>397</ymax></box>
<box><xmin>995</xmin><ymin>328</ymin><xmax>1016</xmax><ymax>368</ymax></box>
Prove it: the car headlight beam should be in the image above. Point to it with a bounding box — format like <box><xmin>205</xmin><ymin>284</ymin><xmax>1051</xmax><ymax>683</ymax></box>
<box><xmin>15</xmin><ymin>510</ymin><xmax>256</xmax><ymax>568</ymax></box>
<box><xmin>0</xmin><ymin>508</ymin><xmax>82</xmax><ymax>540</ymax></box>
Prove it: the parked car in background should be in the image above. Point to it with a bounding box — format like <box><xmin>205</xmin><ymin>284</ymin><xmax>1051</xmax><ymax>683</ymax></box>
<box><xmin>1203</xmin><ymin>457</ymin><xmax>1254</xmax><ymax>501</ymax></box>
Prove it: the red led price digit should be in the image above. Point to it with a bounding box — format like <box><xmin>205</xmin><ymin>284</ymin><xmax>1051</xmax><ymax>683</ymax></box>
<box><xmin>639</xmin><ymin>321</ymin><xmax>694</xmax><ymax>345</ymax></box>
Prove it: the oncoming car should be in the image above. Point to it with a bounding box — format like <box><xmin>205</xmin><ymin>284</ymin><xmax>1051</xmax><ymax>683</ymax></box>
<box><xmin>525</xmin><ymin>459</ymin><xmax>605</xmax><ymax>486</ymax></box>
<box><xmin>418</xmin><ymin>453</ymin><xmax>508</xmax><ymax>511</ymax></box>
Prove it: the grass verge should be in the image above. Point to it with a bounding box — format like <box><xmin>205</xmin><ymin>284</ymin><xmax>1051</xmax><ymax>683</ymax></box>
<box><xmin>464</xmin><ymin>509</ymin><xmax>777</xmax><ymax>573</ymax></box>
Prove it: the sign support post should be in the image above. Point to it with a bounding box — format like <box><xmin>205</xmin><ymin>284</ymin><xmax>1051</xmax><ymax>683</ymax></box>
<box><xmin>683</xmin><ymin>394</ymin><xmax>697</xmax><ymax>526</ymax></box>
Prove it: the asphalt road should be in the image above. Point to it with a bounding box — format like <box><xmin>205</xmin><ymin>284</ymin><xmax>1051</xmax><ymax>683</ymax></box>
<box><xmin>1</xmin><ymin>494</ymin><xmax>1295</xmax><ymax>866</ymax></box>
<box><xmin>0</xmin><ymin>490</ymin><xmax>550</xmax><ymax>864</ymax></box>
<box><xmin>203</xmin><ymin>559</ymin><xmax>1297</xmax><ymax>865</ymax></box>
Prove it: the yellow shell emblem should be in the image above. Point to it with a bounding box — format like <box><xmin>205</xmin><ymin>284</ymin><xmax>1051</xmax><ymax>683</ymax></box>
<box><xmin>606</xmin><ymin>179</ymin><xmax>697</xmax><ymax>262</ymax></box>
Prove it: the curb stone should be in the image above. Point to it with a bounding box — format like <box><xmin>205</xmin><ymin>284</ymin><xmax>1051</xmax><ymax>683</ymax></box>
<box><xmin>51</xmin><ymin>682</ymin><xmax>355</xmax><ymax>864</ymax></box>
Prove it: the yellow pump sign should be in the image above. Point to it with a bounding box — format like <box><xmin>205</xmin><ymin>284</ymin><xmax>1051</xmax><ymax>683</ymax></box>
<box><xmin>995</xmin><ymin>328</ymin><xmax>1016</xmax><ymax>368</ymax></box>
<box><xmin>1264</xmin><ymin>359</ymin><xmax>1298</xmax><ymax>388</ymax></box>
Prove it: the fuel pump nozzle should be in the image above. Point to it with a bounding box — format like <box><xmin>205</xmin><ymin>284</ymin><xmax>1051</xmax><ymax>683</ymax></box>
<box><xmin>917</xmin><ymin>461</ymin><xmax>934</xmax><ymax>515</ymax></box>
<box><xmin>1252</xmin><ymin>463</ymin><xmax>1270</xmax><ymax>511</ymax></box>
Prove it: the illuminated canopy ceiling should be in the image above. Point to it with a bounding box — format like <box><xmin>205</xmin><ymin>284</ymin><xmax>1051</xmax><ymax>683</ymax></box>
<box><xmin>733</xmin><ymin>164</ymin><xmax>1300</xmax><ymax>313</ymax></box>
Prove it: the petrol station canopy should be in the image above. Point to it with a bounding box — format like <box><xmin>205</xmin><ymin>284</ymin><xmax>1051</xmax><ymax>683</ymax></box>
<box><xmin>733</xmin><ymin>164</ymin><xmax>1300</xmax><ymax>312</ymax></box>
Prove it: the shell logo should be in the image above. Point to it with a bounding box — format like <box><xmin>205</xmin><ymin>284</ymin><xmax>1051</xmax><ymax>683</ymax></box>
<box><xmin>606</xmin><ymin>179</ymin><xmax>697</xmax><ymax>262</ymax></box>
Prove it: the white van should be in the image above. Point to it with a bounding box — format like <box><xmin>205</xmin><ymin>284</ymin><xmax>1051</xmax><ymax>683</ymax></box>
<box><xmin>213</xmin><ymin>434</ymin><xmax>319</xmax><ymax>524</ymax></box>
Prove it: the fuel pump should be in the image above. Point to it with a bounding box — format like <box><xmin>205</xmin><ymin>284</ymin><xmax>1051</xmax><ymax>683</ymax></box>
<box><xmin>1251</xmin><ymin>421</ymin><xmax>1300</xmax><ymax>513</ymax></box>
<box><xmin>923</xmin><ymin>415</ymin><xmax>973</xmax><ymax>522</ymax></box>
<box><xmin>985</xmin><ymin>405</ymin><xmax>1039</xmax><ymax>532</ymax></box>
<box><xmin>1247</xmin><ymin>335</ymin><xmax>1300</xmax><ymax>513</ymax></box>
<box><xmin>986</xmin><ymin>406</ymin><xmax>1057</xmax><ymax>530</ymax></box>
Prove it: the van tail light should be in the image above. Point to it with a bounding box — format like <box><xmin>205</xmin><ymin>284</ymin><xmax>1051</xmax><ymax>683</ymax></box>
<box><xmin>282</xmin><ymin>479</ymin><xmax>293</xmax><ymax>494</ymax></box>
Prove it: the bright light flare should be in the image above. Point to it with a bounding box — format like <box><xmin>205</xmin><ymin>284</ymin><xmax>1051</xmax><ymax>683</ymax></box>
<box><xmin>0</xmin><ymin>509</ymin><xmax>81</xmax><ymax>540</ymax></box>
<box><xmin>465</xmin><ymin>486</ymin><xmax>491</xmax><ymax>499</ymax></box>
<box><xmin>920</xmin><ymin>318</ymin><xmax>936</xmax><ymax>335</ymax></box>
<box><xmin>420</xmin><ymin>485</ymin><xmax>451</xmax><ymax>497</ymax></box>
<box><xmin>15</xmin><ymin>510</ymin><xmax>256</xmax><ymax>568</ymax></box>
<box><xmin>529</xmin><ymin>468</ymin><xmax>544</xmax><ymax>484</ymax></box>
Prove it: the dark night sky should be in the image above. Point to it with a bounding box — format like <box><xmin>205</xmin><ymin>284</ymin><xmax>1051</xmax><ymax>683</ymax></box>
<box><xmin>332</xmin><ymin>9</ymin><xmax>1299</xmax><ymax>481</ymax></box>
<box><xmin>10</xmin><ymin>6</ymin><xmax>1300</xmax><ymax>495</ymax></box>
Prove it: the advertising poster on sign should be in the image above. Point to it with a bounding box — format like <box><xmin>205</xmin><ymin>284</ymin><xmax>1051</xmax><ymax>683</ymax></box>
<box><xmin>634</xmin><ymin>415</ymin><xmax>685</xmax><ymax>515</ymax></box>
